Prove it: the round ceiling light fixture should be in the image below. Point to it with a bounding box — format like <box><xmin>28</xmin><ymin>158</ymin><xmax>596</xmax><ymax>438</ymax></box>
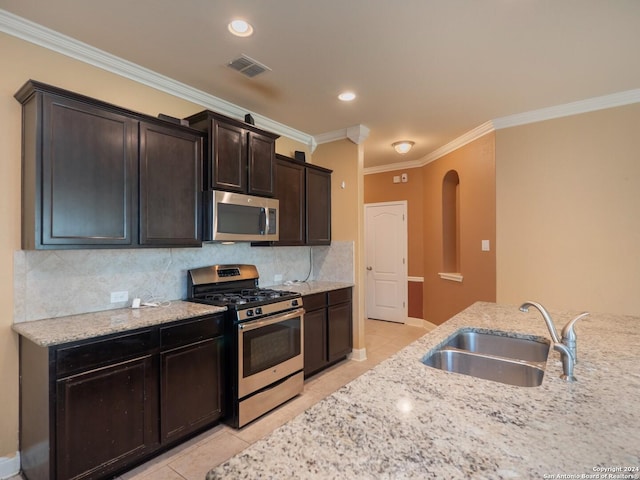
<box><xmin>338</xmin><ymin>91</ymin><xmax>356</xmax><ymax>102</ymax></box>
<box><xmin>392</xmin><ymin>141</ymin><xmax>415</xmax><ymax>154</ymax></box>
<box><xmin>228</xmin><ymin>19</ymin><xmax>254</xmax><ymax>37</ymax></box>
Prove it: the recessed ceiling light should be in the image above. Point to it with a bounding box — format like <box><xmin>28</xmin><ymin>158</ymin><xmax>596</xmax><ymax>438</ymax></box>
<box><xmin>338</xmin><ymin>91</ymin><xmax>356</xmax><ymax>102</ymax></box>
<box><xmin>228</xmin><ymin>19</ymin><xmax>253</xmax><ymax>37</ymax></box>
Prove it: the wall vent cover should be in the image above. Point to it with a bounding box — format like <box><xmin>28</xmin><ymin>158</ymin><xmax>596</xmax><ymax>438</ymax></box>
<box><xmin>227</xmin><ymin>54</ymin><xmax>271</xmax><ymax>78</ymax></box>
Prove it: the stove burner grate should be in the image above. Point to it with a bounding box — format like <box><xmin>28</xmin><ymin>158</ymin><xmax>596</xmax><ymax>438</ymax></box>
<box><xmin>201</xmin><ymin>288</ymin><xmax>293</xmax><ymax>306</ymax></box>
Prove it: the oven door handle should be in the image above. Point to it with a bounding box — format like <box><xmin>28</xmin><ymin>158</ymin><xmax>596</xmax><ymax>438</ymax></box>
<box><xmin>238</xmin><ymin>308</ymin><xmax>305</xmax><ymax>332</ymax></box>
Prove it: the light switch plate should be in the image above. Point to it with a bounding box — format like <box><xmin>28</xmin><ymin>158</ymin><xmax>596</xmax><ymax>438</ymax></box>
<box><xmin>481</xmin><ymin>240</ymin><xmax>490</xmax><ymax>252</ymax></box>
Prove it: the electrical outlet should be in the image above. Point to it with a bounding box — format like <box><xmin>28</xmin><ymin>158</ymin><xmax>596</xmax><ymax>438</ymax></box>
<box><xmin>110</xmin><ymin>291</ymin><xmax>129</xmax><ymax>303</ymax></box>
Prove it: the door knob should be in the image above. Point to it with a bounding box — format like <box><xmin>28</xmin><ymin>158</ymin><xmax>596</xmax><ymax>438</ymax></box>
<box><xmin>366</xmin><ymin>266</ymin><xmax>372</xmax><ymax>270</ymax></box>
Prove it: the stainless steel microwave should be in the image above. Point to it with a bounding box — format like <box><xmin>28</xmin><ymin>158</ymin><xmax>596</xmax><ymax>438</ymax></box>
<box><xmin>204</xmin><ymin>190</ymin><xmax>279</xmax><ymax>242</ymax></box>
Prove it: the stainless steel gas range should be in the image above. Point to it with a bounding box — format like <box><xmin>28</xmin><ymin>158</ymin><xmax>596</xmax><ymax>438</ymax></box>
<box><xmin>187</xmin><ymin>264</ymin><xmax>304</xmax><ymax>428</ymax></box>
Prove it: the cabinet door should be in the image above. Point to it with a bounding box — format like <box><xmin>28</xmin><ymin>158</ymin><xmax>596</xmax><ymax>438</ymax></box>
<box><xmin>139</xmin><ymin>122</ymin><xmax>202</xmax><ymax>246</ymax></box>
<box><xmin>41</xmin><ymin>94</ymin><xmax>137</xmax><ymax>246</ymax></box>
<box><xmin>304</xmin><ymin>308</ymin><xmax>328</xmax><ymax>377</ymax></box>
<box><xmin>247</xmin><ymin>131</ymin><xmax>275</xmax><ymax>196</ymax></box>
<box><xmin>328</xmin><ymin>302</ymin><xmax>353</xmax><ymax>362</ymax></box>
<box><xmin>161</xmin><ymin>337</ymin><xmax>223</xmax><ymax>443</ymax></box>
<box><xmin>306</xmin><ymin>167</ymin><xmax>331</xmax><ymax>245</ymax></box>
<box><xmin>56</xmin><ymin>355</ymin><xmax>159</xmax><ymax>480</ymax></box>
<box><xmin>212</xmin><ymin>120</ymin><xmax>246</xmax><ymax>192</ymax></box>
<box><xmin>274</xmin><ymin>157</ymin><xmax>305</xmax><ymax>245</ymax></box>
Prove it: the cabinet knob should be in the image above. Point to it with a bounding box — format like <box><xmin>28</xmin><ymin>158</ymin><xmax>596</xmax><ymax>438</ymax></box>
<box><xmin>366</xmin><ymin>266</ymin><xmax>372</xmax><ymax>271</ymax></box>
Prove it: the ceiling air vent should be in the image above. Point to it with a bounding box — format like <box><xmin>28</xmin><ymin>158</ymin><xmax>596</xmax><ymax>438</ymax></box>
<box><xmin>227</xmin><ymin>54</ymin><xmax>271</xmax><ymax>78</ymax></box>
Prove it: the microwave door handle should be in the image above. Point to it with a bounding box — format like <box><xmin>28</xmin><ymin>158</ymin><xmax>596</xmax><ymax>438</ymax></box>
<box><xmin>258</xmin><ymin>207</ymin><xmax>266</xmax><ymax>235</ymax></box>
<box><xmin>263</xmin><ymin>207</ymin><xmax>270</xmax><ymax>235</ymax></box>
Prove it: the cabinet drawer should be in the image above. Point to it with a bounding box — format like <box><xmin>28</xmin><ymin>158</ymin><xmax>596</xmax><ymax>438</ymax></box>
<box><xmin>328</xmin><ymin>288</ymin><xmax>352</xmax><ymax>305</ymax></box>
<box><xmin>56</xmin><ymin>330</ymin><xmax>155</xmax><ymax>378</ymax></box>
<box><xmin>303</xmin><ymin>292</ymin><xmax>327</xmax><ymax>311</ymax></box>
<box><xmin>160</xmin><ymin>315</ymin><xmax>223</xmax><ymax>350</ymax></box>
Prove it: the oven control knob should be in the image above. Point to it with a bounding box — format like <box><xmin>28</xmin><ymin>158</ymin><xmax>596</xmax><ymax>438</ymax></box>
<box><xmin>292</xmin><ymin>299</ymin><xmax>299</xmax><ymax>307</ymax></box>
<box><xmin>255</xmin><ymin>307</ymin><xmax>263</xmax><ymax>315</ymax></box>
<box><xmin>246</xmin><ymin>309</ymin><xmax>254</xmax><ymax>317</ymax></box>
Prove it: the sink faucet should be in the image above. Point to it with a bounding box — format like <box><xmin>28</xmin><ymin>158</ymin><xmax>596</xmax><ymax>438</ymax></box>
<box><xmin>519</xmin><ymin>301</ymin><xmax>589</xmax><ymax>382</ymax></box>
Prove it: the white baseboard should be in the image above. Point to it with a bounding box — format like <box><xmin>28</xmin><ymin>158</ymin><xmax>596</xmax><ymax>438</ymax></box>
<box><xmin>406</xmin><ymin>317</ymin><xmax>438</xmax><ymax>331</ymax></box>
<box><xmin>0</xmin><ymin>452</ymin><xmax>20</xmax><ymax>479</ymax></box>
<box><xmin>348</xmin><ymin>347</ymin><xmax>367</xmax><ymax>361</ymax></box>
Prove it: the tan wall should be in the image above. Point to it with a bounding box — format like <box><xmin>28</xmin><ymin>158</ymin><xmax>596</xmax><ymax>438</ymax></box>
<box><xmin>496</xmin><ymin>104</ymin><xmax>640</xmax><ymax>315</ymax></box>
<box><xmin>312</xmin><ymin>140</ymin><xmax>365</xmax><ymax>351</ymax></box>
<box><xmin>0</xmin><ymin>32</ymin><xmax>308</xmax><ymax>459</ymax></box>
<box><xmin>363</xmin><ymin>168</ymin><xmax>424</xmax><ymax>277</ymax></box>
<box><xmin>422</xmin><ymin>133</ymin><xmax>496</xmax><ymax>324</ymax></box>
<box><xmin>275</xmin><ymin>136</ymin><xmax>312</xmax><ymax>160</ymax></box>
<box><xmin>312</xmin><ymin>140</ymin><xmax>361</xmax><ymax>242</ymax></box>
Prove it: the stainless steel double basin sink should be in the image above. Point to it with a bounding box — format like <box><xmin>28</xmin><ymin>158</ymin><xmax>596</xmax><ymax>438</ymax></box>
<box><xmin>422</xmin><ymin>329</ymin><xmax>550</xmax><ymax>387</ymax></box>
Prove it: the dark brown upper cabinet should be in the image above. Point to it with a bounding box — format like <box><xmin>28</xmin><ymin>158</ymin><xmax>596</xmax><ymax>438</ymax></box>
<box><xmin>274</xmin><ymin>156</ymin><xmax>305</xmax><ymax>245</ymax></box>
<box><xmin>305</xmin><ymin>163</ymin><xmax>332</xmax><ymax>245</ymax></box>
<box><xmin>139</xmin><ymin>122</ymin><xmax>202</xmax><ymax>247</ymax></box>
<box><xmin>265</xmin><ymin>154</ymin><xmax>332</xmax><ymax>246</ymax></box>
<box><xmin>185</xmin><ymin>110</ymin><xmax>279</xmax><ymax>196</ymax></box>
<box><xmin>15</xmin><ymin>80</ymin><xmax>203</xmax><ymax>249</ymax></box>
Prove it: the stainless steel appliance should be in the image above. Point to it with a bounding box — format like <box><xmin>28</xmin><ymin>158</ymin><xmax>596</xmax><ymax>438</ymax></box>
<box><xmin>204</xmin><ymin>190</ymin><xmax>279</xmax><ymax>242</ymax></box>
<box><xmin>187</xmin><ymin>264</ymin><xmax>303</xmax><ymax>428</ymax></box>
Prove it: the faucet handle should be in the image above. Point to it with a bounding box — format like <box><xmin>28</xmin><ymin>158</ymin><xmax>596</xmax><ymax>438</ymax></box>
<box><xmin>561</xmin><ymin>312</ymin><xmax>589</xmax><ymax>341</ymax></box>
<box><xmin>561</xmin><ymin>312</ymin><xmax>589</xmax><ymax>364</ymax></box>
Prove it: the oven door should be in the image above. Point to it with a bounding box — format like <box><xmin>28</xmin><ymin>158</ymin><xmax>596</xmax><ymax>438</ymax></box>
<box><xmin>237</xmin><ymin>307</ymin><xmax>304</xmax><ymax>398</ymax></box>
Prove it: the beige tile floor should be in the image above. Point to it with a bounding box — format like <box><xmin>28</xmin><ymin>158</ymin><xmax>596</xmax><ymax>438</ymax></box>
<box><xmin>11</xmin><ymin>319</ymin><xmax>433</xmax><ymax>480</ymax></box>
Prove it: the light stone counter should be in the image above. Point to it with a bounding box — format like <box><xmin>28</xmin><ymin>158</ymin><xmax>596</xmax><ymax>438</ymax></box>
<box><xmin>12</xmin><ymin>301</ymin><xmax>225</xmax><ymax>346</ymax></box>
<box><xmin>274</xmin><ymin>280</ymin><xmax>353</xmax><ymax>296</ymax></box>
<box><xmin>207</xmin><ymin>301</ymin><xmax>640</xmax><ymax>479</ymax></box>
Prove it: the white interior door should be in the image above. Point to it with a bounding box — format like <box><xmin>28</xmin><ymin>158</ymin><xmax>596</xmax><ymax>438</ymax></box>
<box><xmin>365</xmin><ymin>202</ymin><xmax>407</xmax><ymax>323</ymax></box>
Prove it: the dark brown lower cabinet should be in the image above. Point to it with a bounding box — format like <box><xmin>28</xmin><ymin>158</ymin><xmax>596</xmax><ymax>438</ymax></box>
<box><xmin>19</xmin><ymin>313</ymin><xmax>224</xmax><ymax>480</ymax></box>
<box><xmin>328</xmin><ymin>301</ymin><xmax>353</xmax><ymax>362</ymax></box>
<box><xmin>56</xmin><ymin>356</ymin><xmax>158</xmax><ymax>480</ymax></box>
<box><xmin>303</xmin><ymin>288</ymin><xmax>353</xmax><ymax>377</ymax></box>
<box><xmin>161</xmin><ymin>338</ymin><xmax>223</xmax><ymax>443</ymax></box>
<box><xmin>303</xmin><ymin>307</ymin><xmax>328</xmax><ymax>376</ymax></box>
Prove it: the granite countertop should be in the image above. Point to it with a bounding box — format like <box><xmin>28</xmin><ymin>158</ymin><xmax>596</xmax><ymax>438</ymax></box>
<box><xmin>208</xmin><ymin>301</ymin><xmax>640</xmax><ymax>479</ymax></box>
<box><xmin>274</xmin><ymin>280</ymin><xmax>353</xmax><ymax>296</ymax></box>
<box><xmin>11</xmin><ymin>282</ymin><xmax>353</xmax><ymax>346</ymax></box>
<box><xmin>12</xmin><ymin>301</ymin><xmax>226</xmax><ymax>347</ymax></box>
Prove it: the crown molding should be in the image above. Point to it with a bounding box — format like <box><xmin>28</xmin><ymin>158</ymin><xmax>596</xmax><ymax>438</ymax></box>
<box><xmin>363</xmin><ymin>158</ymin><xmax>425</xmax><ymax>175</ymax></box>
<box><xmin>315</xmin><ymin>124</ymin><xmax>370</xmax><ymax>146</ymax></box>
<box><xmin>420</xmin><ymin>120</ymin><xmax>495</xmax><ymax>165</ymax></box>
<box><xmin>0</xmin><ymin>9</ymin><xmax>315</xmax><ymax>149</ymax></box>
<box><xmin>493</xmin><ymin>89</ymin><xmax>640</xmax><ymax>130</ymax></box>
<box><xmin>347</xmin><ymin>125</ymin><xmax>371</xmax><ymax>144</ymax></box>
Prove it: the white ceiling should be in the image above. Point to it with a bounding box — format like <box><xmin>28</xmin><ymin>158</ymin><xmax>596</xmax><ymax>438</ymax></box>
<box><xmin>1</xmin><ymin>0</ymin><xmax>639</xmax><ymax>168</ymax></box>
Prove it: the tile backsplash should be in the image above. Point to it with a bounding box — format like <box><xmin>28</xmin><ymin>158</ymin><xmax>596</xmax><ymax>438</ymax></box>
<box><xmin>14</xmin><ymin>241</ymin><xmax>354</xmax><ymax>322</ymax></box>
